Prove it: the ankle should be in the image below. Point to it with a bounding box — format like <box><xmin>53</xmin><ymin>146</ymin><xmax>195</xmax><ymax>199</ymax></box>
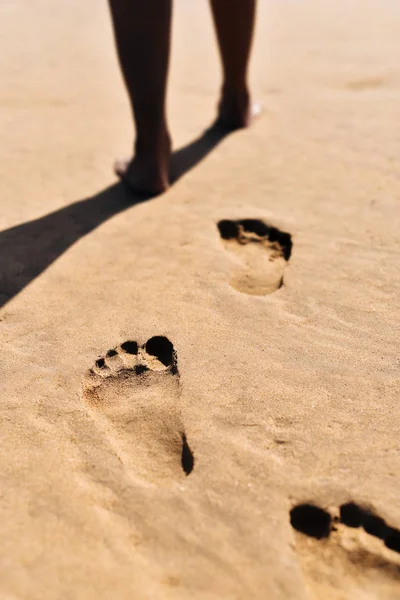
<box><xmin>135</xmin><ymin>127</ymin><xmax>171</xmax><ymax>158</ymax></box>
<box><xmin>218</xmin><ymin>85</ymin><xmax>251</xmax><ymax>130</ymax></box>
<box><xmin>221</xmin><ymin>83</ymin><xmax>250</xmax><ymax>105</ymax></box>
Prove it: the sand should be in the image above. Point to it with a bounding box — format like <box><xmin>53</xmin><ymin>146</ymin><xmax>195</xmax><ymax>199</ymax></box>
<box><xmin>1</xmin><ymin>0</ymin><xmax>399</xmax><ymax>598</ymax></box>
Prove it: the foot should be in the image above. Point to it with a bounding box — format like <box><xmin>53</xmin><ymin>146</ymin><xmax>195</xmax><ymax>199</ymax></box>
<box><xmin>114</xmin><ymin>131</ymin><xmax>171</xmax><ymax>197</ymax></box>
<box><xmin>216</xmin><ymin>86</ymin><xmax>261</xmax><ymax>131</ymax></box>
<box><xmin>82</xmin><ymin>336</ymin><xmax>194</xmax><ymax>484</ymax></box>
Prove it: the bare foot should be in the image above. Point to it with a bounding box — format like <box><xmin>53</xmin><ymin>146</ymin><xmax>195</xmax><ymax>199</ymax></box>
<box><xmin>216</xmin><ymin>86</ymin><xmax>261</xmax><ymax>131</ymax></box>
<box><xmin>114</xmin><ymin>132</ymin><xmax>171</xmax><ymax>197</ymax></box>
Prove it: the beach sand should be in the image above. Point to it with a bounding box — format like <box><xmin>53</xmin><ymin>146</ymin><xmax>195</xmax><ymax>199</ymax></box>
<box><xmin>1</xmin><ymin>1</ymin><xmax>399</xmax><ymax>598</ymax></box>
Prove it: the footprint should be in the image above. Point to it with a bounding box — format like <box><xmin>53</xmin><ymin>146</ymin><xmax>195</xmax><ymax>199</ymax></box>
<box><xmin>217</xmin><ymin>219</ymin><xmax>292</xmax><ymax>296</ymax></box>
<box><xmin>82</xmin><ymin>336</ymin><xmax>194</xmax><ymax>485</ymax></box>
<box><xmin>290</xmin><ymin>502</ymin><xmax>400</xmax><ymax>599</ymax></box>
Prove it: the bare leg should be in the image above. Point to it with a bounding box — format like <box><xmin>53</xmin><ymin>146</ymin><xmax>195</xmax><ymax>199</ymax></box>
<box><xmin>109</xmin><ymin>0</ymin><xmax>172</xmax><ymax>195</ymax></box>
<box><xmin>209</xmin><ymin>0</ymin><xmax>257</xmax><ymax>130</ymax></box>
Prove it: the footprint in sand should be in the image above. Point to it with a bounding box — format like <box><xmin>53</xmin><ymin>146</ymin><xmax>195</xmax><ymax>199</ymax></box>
<box><xmin>82</xmin><ymin>336</ymin><xmax>194</xmax><ymax>485</ymax></box>
<box><xmin>290</xmin><ymin>502</ymin><xmax>400</xmax><ymax>599</ymax></box>
<box><xmin>217</xmin><ymin>218</ymin><xmax>292</xmax><ymax>296</ymax></box>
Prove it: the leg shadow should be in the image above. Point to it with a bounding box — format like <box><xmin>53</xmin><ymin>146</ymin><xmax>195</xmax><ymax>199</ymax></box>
<box><xmin>170</xmin><ymin>121</ymin><xmax>230</xmax><ymax>182</ymax></box>
<box><xmin>0</xmin><ymin>123</ymin><xmax>230</xmax><ymax>308</ymax></box>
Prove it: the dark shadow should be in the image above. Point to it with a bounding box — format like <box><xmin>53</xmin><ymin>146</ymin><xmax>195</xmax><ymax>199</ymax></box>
<box><xmin>170</xmin><ymin>121</ymin><xmax>230</xmax><ymax>182</ymax></box>
<box><xmin>217</xmin><ymin>218</ymin><xmax>293</xmax><ymax>261</ymax></box>
<box><xmin>290</xmin><ymin>504</ymin><xmax>332</xmax><ymax>539</ymax></box>
<box><xmin>0</xmin><ymin>123</ymin><xmax>230</xmax><ymax>308</ymax></box>
<box><xmin>180</xmin><ymin>433</ymin><xmax>194</xmax><ymax>476</ymax></box>
<box><xmin>340</xmin><ymin>502</ymin><xmax>400</xmax><ymax>554</ymax></box>
<box><xmin>144</xmin><ymin>336</ymin><xmax>175</xmax><ymax>367</ymax></box>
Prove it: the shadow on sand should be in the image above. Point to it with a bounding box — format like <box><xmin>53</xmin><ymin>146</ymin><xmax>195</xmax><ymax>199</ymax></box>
<box><xmin>0</xmin><ymin>124</ymin><xmax>231</xmax><ymax>308</ymax></box>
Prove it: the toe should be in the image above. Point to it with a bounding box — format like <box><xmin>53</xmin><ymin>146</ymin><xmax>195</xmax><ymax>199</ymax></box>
<box><xmin>217</xmin><ymin>220</ymin><xmax>238</xmax><ymax>240</ymax></box>
<box><xmin>120</xmin><ymin>340</ymin><xmax>139</xmax><ymax>355</ymax></box>
<box><xmin>118</xmin><ymin>340</ymin><xmax>140</xmax><ymax>370</ymax></box>
<box><xmin>144</xmin><ymin>336</ymin><xmax>176</xmax><ymax>371</ymax></box>
<box><xmin>92</xmin><ymin>357</ymin><xmax>112</xmax><ymax>377</ymax></box>
<box><xmin>104</xmin><ymin>347</ymin><xmax>125</xmax><ymax>373</ymax></box>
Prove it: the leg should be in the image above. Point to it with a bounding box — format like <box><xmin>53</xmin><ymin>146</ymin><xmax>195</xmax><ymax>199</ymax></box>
<box><xmin>109</xmin><ymin>0</ymin><xmax>172</xmax><ymax>195</ymax></box>
<box><xmin>209</xmin><ymin>0</ymin><xmax>257</xmax><ymax>129</ymax></box>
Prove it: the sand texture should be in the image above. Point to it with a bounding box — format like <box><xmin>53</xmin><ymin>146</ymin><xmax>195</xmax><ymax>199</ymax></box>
<box><xmin>1</xmin><ymin>1</ymin><xmax>399</xmax><ymax>598</ymax></box>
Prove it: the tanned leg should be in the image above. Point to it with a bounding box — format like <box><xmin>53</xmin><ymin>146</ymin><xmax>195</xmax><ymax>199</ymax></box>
<box><xmin>109</xmin><ymin>0</ymin><xmax>172</xmax><ymax>195</ymax></box>
<box><xmin>209</xmin><ymin>0</ymin><xmax>257</xmax><ymax>130</ymax></box>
